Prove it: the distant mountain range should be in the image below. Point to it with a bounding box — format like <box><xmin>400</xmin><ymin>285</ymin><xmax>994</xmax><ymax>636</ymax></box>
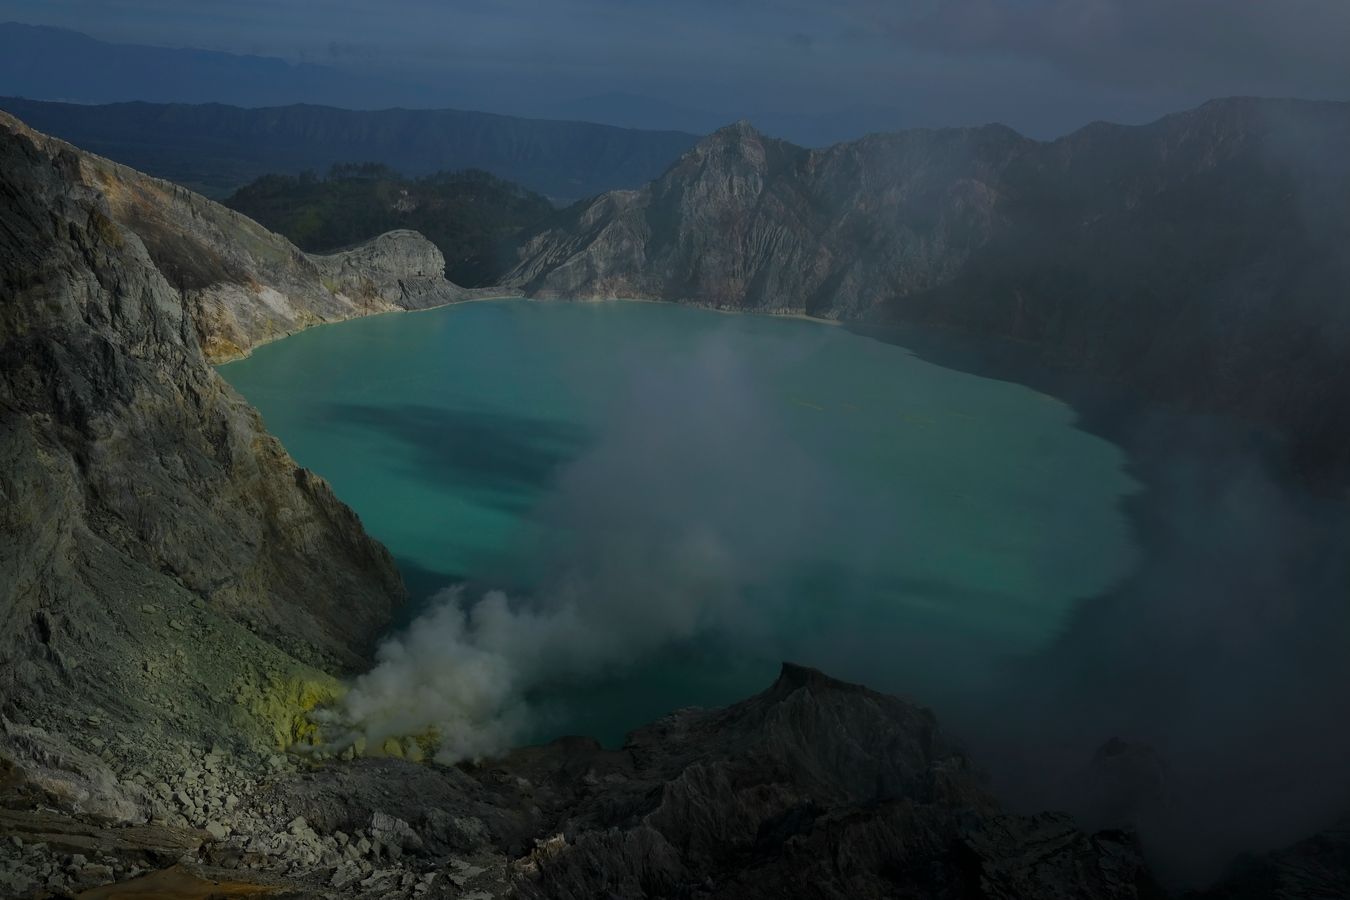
<box><xmin>541</xmin><ymin>92</ymin><xmax>904</xmax><ymax>147</ymax></box>
<box><xmin>0</xmin><ymin>22</ymin><xmax>433</xmax><ymax>109</ymax></box>
<box><xmin>0</xmin><ymin>96</ymin><xmax>699</xmax><ymax>200</ymax></box>
<box><xmin>0</xmin><ymin>22</ymin><xmax>900</xmax><ymax>147</ymax></box>
<box><xmin>507</xmin><ymin>98</ymin><xmax>1350</xmax><ymax>483</ymax></box>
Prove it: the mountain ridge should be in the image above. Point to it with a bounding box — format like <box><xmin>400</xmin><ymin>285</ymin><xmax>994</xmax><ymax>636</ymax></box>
<box><xmin>0</xmin><ymin>94</ymin><xmax>700</xmax><ymax>200</ymax></box>
<box><xmin>508</xmin><ymin>96</ymin><xmax>1350</xmax><ymax>483</ymax></box>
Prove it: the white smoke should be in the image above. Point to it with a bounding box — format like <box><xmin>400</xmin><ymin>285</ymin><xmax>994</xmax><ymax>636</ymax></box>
<box><xmin>324</xmin><ymin>332</ymin><xmax>834</xmax><ymax>762</ymax></box>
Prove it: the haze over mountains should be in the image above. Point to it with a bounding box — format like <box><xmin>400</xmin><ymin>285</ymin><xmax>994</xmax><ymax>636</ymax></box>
<box><xmin>17</xmin><ymin>77</ymin><xmax>1341</xmax><ymax>487</ymax></box>
<box><xmin>46</xmin><ymin>82</ymin><xmax>1345</xmax><ymax>486</ymax></box>
<box><xmin>509</xmin><ymin>97</ymin><xmax>1350</xmax><ymax>485</ymax></box>
<box><xmin>0</xmin><ymin>22</ymin><xmax>896</xmax><ymax>148</ymax></box>
<box><xmin>0</xmin><ymin>95</ymin><xmax>698</xmax><ymax>201</ymax></box>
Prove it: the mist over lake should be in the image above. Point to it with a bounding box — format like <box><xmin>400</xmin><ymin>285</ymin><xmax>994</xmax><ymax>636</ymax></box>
<box><xmin>220</xmin><ymin>299</ymin><xmax>1138</xmax><ymax>746</ymax></box>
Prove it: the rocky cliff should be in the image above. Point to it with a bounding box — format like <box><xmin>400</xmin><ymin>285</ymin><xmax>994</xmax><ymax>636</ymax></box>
<box><xmin>509</xmin><ymin>98</ymin><xmax>1350</xmax><ymax>482</ymax></box>
<box><xmin>0</xmin><ymin>108</ymin><xmax>491</xmax><ymax>777</ymax></box>
<box><xmin>0</xmin><ymin>108</ymin><xmax>509</xmax><ymax>894</ymax></box>
<box><xmin>1</xmin><ymin>112</ymin><xmax>486</xmax><ymax>362</ymax></box>
<box><xmin>509</xmin><ymin>118</ymin><xmax>1027</xmax><ymax>318</ymax></box>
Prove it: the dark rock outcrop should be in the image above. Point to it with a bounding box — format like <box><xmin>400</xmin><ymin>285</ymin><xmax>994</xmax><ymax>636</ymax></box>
<box><xmin>267</xmin><ymin>665</ymin><xmax>1160</xmax><ymax>899</ymax></box>
<box><xmin>509</xmin><ymin>98</ymin><xmax>1350</xmax><ymax>483</ymax></box>
<box><xmin>507</xmin><ymin>664</ymin><xmax>1156</xmax><ymax>899</ymax></box>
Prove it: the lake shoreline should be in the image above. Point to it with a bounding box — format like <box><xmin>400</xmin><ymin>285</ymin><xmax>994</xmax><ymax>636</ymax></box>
<box><xmin>216</xmin><ymin>292</ymin><xmax>845</xmax><ymax>367</ymax></box>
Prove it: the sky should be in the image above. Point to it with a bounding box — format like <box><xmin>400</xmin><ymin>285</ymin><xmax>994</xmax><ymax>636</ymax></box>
<box><xmin>2</xmin><ymin>0</ymin><xmax>1348</xmax><ymax>139</ymax></box>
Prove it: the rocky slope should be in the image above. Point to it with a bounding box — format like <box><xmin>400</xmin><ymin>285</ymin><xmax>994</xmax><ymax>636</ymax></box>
<box><xmin>508</xmin><ymin>98</ymin><xmax>1350</xmax><ymax>482</ymax></box>
<box><xmin>0</xmin><ymin>107</ymin><xmax>483</xmax><ymax>862</ymax></box>
<box><xmin>0</xmin><ymin>665</ymin><xmax>1160</xmax><ymax>899</ymax></box>
<box><xmin>508</xmin><ymin>118</ymin><xmax>1027</xmax><ymax>317</ymax></box>
<box><xmin>0</xmin><ymin>104</ymin><xmax>524</xmax><ymax>896</ymax></box>
<box><xmin>1</xmin><ymin>112</ymin><xmax>490</xmax><ymax>363</ymax></box>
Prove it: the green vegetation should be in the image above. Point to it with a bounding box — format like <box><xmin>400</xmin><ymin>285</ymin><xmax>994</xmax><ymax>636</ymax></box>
<box><xmin>224</xmin><ymin>164</ymin><xmax>555</xmax><ymax>286</ymax></box>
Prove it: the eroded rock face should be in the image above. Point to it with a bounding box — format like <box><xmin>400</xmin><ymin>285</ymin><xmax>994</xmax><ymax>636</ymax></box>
<box><xmin>506</xmin><ymin>119</ymin><xmax>1027</xmax><ymax>316</ymax></box>
<box><xmin>2</xmin><ymin>110</ymin><xmax>483</xmax><ymax>363</ymax></box>
<box><xmin>0</xmin><ymin>111</ymin><xmax>414</xmax><ymax>755</ymax></box>
<box><xmin>314</xmin><ymin>230</ymin><xmax>467</xmax><ymax>313</ymax></box>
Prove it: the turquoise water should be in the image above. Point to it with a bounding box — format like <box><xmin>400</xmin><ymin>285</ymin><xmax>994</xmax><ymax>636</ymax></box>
<box><xmin>221</xmin><ymin>299</ymin><xmax>1137</xmax><ymax>744</ymax></box>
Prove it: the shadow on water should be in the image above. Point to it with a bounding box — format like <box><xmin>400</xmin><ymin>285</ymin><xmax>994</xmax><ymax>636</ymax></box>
<box><xmin>849</xmin><ymin>321</ymin><xmax>1350</xmax><ymax>885</ymax></box>
<box><xmin>313</xmin><ymin>402</ymin><xmax>590</xmax><ymax>513</ymax></box>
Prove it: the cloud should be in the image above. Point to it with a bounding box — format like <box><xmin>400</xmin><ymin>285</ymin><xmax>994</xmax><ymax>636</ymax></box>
<box><xmin>955</xmin><ymin>408</ymin><xmax>1350</xmax><ymax>886</ymax></box>
<box><xmin>5</xmin><ymin>0</ymin><xmax>1347</xmax><ymax>138</ymax></box>
<box><xmin>856</xmin><ymin>0</ymin><xmax>1350</xmax><ymax>97</ymax></box>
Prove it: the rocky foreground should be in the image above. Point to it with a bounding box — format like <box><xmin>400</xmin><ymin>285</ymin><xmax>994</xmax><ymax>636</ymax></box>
<box><xmin>4</xmin><ymin>662</ymin><xmax>1342</xmax><ymax>899</ymax></box>
<box><xmin>0</xmin><ymin>664</ymin><xmax>1158</xmax><ymax>899</ymax></box>
<box><xmin>2</xmin><ymin>110</ymin><xmax>1348</xmax><ymax>898</ymax></box>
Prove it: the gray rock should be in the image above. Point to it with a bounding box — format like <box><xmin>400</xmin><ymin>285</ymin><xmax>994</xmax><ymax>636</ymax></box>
<box><xmin>0</xmin><ymin>110</ymin><xmax>407</xmax><ymax>756</ymax></box>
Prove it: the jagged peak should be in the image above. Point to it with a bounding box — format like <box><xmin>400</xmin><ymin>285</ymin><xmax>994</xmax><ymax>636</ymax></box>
<box><xmin>649</xmin><ymin>118</ymin><xmax>784</xmax><ymax>179</ymax></box>
<box><xmin>1058</xmin><ymin>95</ymin><xmax>1350</xmax><ymax>146</ymax></box>
<box><xmin>697</xmin><ymin>118</ymin><xmax>773</xmax><ymax>149</ymax></box>
<box><xmin>770</xmin><ymin>662</ymin><xmax>869</xmax><ymax>696</ymax></box>
<box><xmin>716</xmin><ymin>118</ymin><xmax>761</xmax><ymax>136</ymax></box>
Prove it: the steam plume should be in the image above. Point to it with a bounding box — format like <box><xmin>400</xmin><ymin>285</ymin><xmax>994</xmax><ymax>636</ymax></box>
<box><xmin>324</xmin><ymin>332</ymin><xmax>829</xmax><ymax>761</ymax></box>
